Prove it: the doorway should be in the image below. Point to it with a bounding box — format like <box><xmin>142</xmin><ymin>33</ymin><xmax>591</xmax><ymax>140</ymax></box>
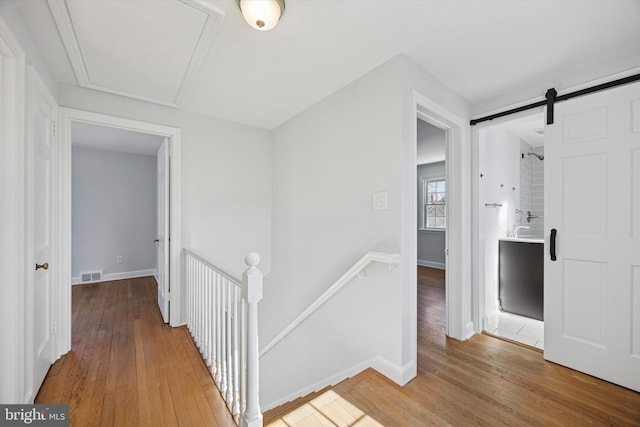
<box><xmin>416</xmin><ymin>119</ymin><xmax>448</xmax><ymax>332</ymax></box>
<box><xmin>57</xmin><ymin>108</ymin><xmax>182</xmax><ymax>355</ymax></box>
<box><xmin>70</xmin><ymin>121</ymin><xmax>164</xmax><ymax>305</ymax></box>
<box><xmin>406</xmin><ymin>90</ymin><xmax>471</xmax><ymax>385</ymax></box>
<box><xmin>475</xmin><ymin>111</ymin><xmax>545</xmax><ymax>349</ymax></box>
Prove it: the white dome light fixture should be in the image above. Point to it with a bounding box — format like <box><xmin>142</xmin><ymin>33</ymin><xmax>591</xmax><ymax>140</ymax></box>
<box><xmin>238</xmin><ymin>0</ymin><xmax>285</xmax><ymax>31</ymax></box>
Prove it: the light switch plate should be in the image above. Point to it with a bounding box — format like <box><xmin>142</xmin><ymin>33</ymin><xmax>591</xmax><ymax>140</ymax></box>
<box><xmin>372</xmin><ymin>191</ymin><xmax>388</xmax><ymax>210</ymax></box>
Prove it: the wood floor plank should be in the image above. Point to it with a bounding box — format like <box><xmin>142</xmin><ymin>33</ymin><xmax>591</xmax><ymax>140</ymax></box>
<box><xmin>265</xmin><ymin>266</ymin><xmax>640</xmax><ymax>426</ymax></box>
<box><xmin>35</xmin><ymin>277</ymin><xmax>235</xmax><ymax>427</ymax></box>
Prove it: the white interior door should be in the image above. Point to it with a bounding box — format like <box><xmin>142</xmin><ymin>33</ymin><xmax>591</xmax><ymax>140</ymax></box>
<box><xmin>27</xmin><ymin>67</ymin><xmax>58</xmax><ymax>395</ymax></box>
<box><xmin>544</xmin><ymin>81</ymin><xmax>640</xmax><ymax>391</ymax></box>
<box><xmin>156</xmin><ymin>138</ymin><xmax>170</xmax><ymax>322</ymax></box>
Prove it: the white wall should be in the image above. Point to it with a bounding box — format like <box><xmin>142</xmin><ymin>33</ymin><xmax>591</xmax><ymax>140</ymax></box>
<box><xmin>263</xmin><ymin>55</ymin><xmax>404</xmax><ymax>407</ymax></box>
<box><xmin>72</xmin><ymin>146</ymin><xmax>156</xmax><ymax>281</ymax></box>
<box><xmin>0</xmin><ymin>2</ymin><xmax>57</xmax><ymax>97</ymax></box>
<box><xmin>417</xmin><ymin>119</ymin><xmax>446</xmax><ymax>165</ymax></box>
<box><xmin>56</xmin><ymin>84</ymin><xmax>273</xmax><ymax>320</ymax></box>
<box><xmin>479</xmin><ymin>128</ymin><xmax>521</xmax><ymax>317</ymax></box>
<box><xmin>261</xmin><ymin>54</ymin><xmax>471</xmax><ymax>407</ymax></box>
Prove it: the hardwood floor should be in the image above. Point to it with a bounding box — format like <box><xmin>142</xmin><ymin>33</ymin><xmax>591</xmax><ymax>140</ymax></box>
<box><xmin>264</xmin><ymin>266</ymin><xmax>640</xmax><ymax>426</ymax></box>
<box><xmin>35</xmin><ymin>277</ymin><xmax>236</xmax><ymax>427</ymax></box>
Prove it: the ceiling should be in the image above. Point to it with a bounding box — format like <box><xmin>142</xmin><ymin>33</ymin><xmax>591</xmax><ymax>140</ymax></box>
<box><xmin>12</xmin><ymin>0</ymin><xmax>640</xmax><ymax>130</ymax></box>
<box><xmin>72</xmin><ymin>122</ymin><xmax>164</xmax><ymax>156</ymax></box>
<box><xmin>417</xmin><ymin>119</ymin><xmax>446</xmax><ymax>165</ymax></box>
<box><xmin>503</xmin><ymin>115</ymin><xmax>545</xmax><ymax>148</ymax></box>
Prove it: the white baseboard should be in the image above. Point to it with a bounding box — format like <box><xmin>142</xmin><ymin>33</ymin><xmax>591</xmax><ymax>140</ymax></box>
<box><xmin>72</xmin><ymin>269</ymin><xmax>157</xmax><ymax>285</ymax></box>
<box><xmin>261</xmin><ymin>355</ymin><xmax>406</xmax><ymax>411</ymax></box>
<box><xmin>417</xmin><ymin>259</ymin><xmax>445</xmax><ymax>270</ymax></box>
<box><xmin>372</xmin><ymin>356</ymin><xmax>416</xmax><ymax>386</ymax></box>
<box><xmin>464</xmin><ymin>321</ymin><xmax>475</xmax><ymax>340</ymax></box>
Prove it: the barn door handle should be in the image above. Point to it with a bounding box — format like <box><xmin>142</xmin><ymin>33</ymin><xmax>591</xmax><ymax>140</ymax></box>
<box><xmin>550</xmin><ymin>229</ymin><xmax>557</xmax><ymax>261</ymax></box>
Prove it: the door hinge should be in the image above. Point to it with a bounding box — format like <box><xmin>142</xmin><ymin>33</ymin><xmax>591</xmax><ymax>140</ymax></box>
<box><xmin>50</xmin><ymin>320</ymin><xmax>56</xmax><ymax>335</ymax></box>
<box><xmin>49</xmin><ymin>120</ymin><xmax>57</xmax><ymax>136</ymax></box>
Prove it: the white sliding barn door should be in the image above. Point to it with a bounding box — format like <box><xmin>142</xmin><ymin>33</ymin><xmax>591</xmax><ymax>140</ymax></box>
<box><xmin>544</xmin><ymin>81</ymin><xmax>640</xmax><ymax>391</ymax></box>
<box><xmin>26</xmin><ymin>66</ymin><xmax>58</xmax><ymax>396</ymax></box>
<box><xmin>156</xmin><ymin>138</ymin><xmax>170</xmax><ymax>323</ymax></box>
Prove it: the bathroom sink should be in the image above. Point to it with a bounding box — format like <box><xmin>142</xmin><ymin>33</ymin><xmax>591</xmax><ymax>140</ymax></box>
<box><xmin>499</xmin><ymin>237</ymin><xmax>543</xmax><ymax>243</ymax></box>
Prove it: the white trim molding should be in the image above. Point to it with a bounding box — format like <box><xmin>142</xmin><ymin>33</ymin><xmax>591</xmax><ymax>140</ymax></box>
<box><xmin>417</xmin><ymin>260</ymin><xmax>445</xmax><ymax>270</ymax></box>
<box><xmin>47</xmin><ymin>0</ymin><xmax>224</xmax><ymax>107</ymax></box>
<box><xmin>59</xmin><ymin>108</ymin><xmax>182</xmax><ymax>337</ymax></box>
<box><xmin>261</xmin><ymin>356</ymin><xmax>407</xmax><ymax>412</ymax></box>
<box><xmin>409</xmin><ymin>90</ymin><xmax>472</xmax><ymax>352</ymax></box>
<box><xmin>72</xmin><ymin>269</ymin><xmax>158</xmax><ymax>285</ymax></box>
<box><xmin>0</xmin><ymin>15</ymin><xmax>27</xmax><ymax>404</ymax></box>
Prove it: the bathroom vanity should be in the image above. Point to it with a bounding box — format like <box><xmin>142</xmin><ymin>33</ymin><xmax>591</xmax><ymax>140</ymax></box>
<box><xmin>498</xmin><ymin>237</ymin><xmax>544</xmax><ymax>321</ymax></box>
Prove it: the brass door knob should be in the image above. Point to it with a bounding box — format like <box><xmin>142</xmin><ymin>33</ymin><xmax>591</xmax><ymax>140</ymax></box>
<box><xmin>35</xmin><ymin>262</ymin><xmax>49</xmax><ymax>271</ymax></box>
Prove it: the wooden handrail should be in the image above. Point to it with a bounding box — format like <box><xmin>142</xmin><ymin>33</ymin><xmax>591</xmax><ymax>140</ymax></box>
<box><xmin>259</xmin><ymin>251</ymin><xmax>400</xmax><ymax>358</ymax></box>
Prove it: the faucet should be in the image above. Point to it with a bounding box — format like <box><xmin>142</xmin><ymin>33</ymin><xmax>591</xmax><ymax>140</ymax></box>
<box><xmin>513</xmin><ymin>226</ymin><xmax>530</xmax><ymax>238</ymax></box>
<box><xmin>526</xmin><ymin>210</ymin><xmax>540</xmax><ymax>223</ymax></box>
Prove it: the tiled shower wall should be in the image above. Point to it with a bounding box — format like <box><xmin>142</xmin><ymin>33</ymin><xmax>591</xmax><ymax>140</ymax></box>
<box><xmin>519</xmin><ymin>140</ymin><xmax>544</xmax><ymax>238</ymax></box>
<box><xmin>532</xmin><ymin>146</ymin><xmax>544</xmax><ymax>237</ymax></box>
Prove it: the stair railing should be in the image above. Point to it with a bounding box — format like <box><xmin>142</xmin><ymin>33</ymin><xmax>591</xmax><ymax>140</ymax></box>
<box><xmin>185</xmin><ymin>249</ymin><xmax>263</xmax><ymax>427</ymax></box>
<box><xmin>259</xmin><ymin>251</ymin><xmax>400</xmax><ymax>358</ymax></box>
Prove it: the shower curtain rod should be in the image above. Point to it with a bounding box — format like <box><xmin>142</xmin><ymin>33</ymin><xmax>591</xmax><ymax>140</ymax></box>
<box><xmin>470</xmin><ymin>72</ymin><xmax>640</xmax><ymax>126</ymax></box>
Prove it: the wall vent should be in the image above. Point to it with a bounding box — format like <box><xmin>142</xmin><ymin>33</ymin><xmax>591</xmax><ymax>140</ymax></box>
<box><xmin>80</xmin><ymin>270</ymin><xmax>103</xmax><ymax>283</ymax></box>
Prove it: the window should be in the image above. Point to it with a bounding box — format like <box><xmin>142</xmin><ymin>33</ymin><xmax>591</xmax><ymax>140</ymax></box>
<box><xmin>423</xmin><ymin>178</ymin><xmax>446</xmax><ymax>229</ymax></box>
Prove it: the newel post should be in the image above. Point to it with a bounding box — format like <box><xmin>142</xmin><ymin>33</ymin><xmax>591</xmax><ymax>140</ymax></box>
<box><xmin>241</xmin><ymin>252</ymin><xmax>263</xmax><ymax>427</ymax></box>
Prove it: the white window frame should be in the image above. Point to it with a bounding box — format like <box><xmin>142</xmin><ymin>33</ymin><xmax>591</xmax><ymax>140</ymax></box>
<box><xmin>422</xmin><ymin>176</ymin><xmax>446</xmax><ymax>230</ymax></box>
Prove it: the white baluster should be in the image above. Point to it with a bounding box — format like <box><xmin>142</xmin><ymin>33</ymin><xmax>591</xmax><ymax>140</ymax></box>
<box><xmin>240</xmin><ymin>297</ymin><xmax>247</xmax><ymax>418</ymax></box>
<box><xmin>215</xmin><ymin>273</ymin><xmax>222</xmax><ymax>385</ymax></box>
<box><xmin>196</xmin><ymin>261</ymin><xmax>202</xmax><ymax>349</ymax></box>
<box><xmin>226</xmin><ymin>278</ymin><xmax>233</xmax><ymax>405</ymax></box>
<box><xmin>190</xmin><ymin>257</ymin><xmax>195</xmax><ymax>336</ymax></box>
<box><xmin>220</xmin><ymin>278</ymin><xmax>227</xmax><ymax>394</ymax></box>
<box><xmin>209</xmin><ymin>269</ymin><xmax>215</xmax><ymax>363</ymax></box>
<box><xmin>191</xmin><ymin>257</ymin><xmax>195</xmax><ymax>334</ymax></box>
<box><xmin>201</xmin><ymin>262</ymin><xmax>206</xmax><ymax>351</ymax></box>
<box><xmin>188</xmin><ymin>256</ymin><xmax>193</xmax><ymax>333</ymax></box>
<box><xmin>204</xmin><ymin>268</ymin><xmax>211</xmax><ymax>365</ymax></box>
<box><xmin>213</xmin><ymin>274</ymin><xmax>221</xmax><ymax>386</ymax></box>
<box><xmin>183</xmin><ymin>250</ymin><xmax>261</xmax><ymax>422</ymax></box>
<box><xmin>186</xmin><ymin>255</ymin><xmax>191</xmax><ymax>332</ymax></box>
<box><xmin>241</xmin><ymin>252</ymin><xmax>263</xmax><ymax>427</ymax></box>
<box><xmin>199</xmin><ymin>262</ymin><xmax>205</xmax><ymax>352</ymax></box>
<box><xmin>232</xmin><ymin>285</ymin><xmax>241</xmax><ymax>415</ymax></box>
<box><xmin>194</xmin><ymin>260</ymin><xmax>199</xmax><ymax>345</ymax></box>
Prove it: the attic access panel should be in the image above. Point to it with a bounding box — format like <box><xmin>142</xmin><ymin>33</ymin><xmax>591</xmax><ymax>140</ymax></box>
<box><xmin>49</xmin><ymin>0</ymin><xmax>224</xmax><ymax>106</ymax></box>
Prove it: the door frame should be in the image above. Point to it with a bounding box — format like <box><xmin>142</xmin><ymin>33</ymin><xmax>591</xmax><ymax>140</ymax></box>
<box><xmin>470</xmin><ymin>108</ymin><xmax>545</xmax><ymax>332</ymax></box>
<box><xmin>156</xmin><ymin>138</ymin><xmax>170</xmax><ymax>322</ymax></box>
<box><xmin>0</xmin><ymin>15</ymin><xmax>28</xmax><ymax>403</ymax></box>
<box><xmin>406</xmin><ymin>90</ymin><xmax>471</xmax><ymax>381</ymax></box>
<box><xmin>57</xmin><ymin>108</ymin><xmax>182</xmax><ymax>352</ymax></box>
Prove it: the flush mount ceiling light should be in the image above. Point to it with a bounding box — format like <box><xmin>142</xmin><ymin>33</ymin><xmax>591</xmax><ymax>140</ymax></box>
<box><xmin>238</xmin><ymin>0</ymin><xmax>285</xmax><ymax>31</ymax></box>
